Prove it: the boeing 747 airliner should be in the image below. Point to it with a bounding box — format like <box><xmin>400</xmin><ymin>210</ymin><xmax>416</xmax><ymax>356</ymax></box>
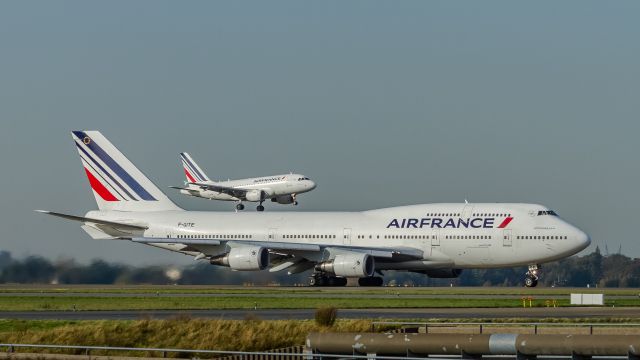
<box><xmin>37</xmin><ymin>131</ymin><xmax>590</xmax><ymax>287</ymax></box>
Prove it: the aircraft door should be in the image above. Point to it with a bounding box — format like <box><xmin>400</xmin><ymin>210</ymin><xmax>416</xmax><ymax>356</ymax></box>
<box><xmin>268</xmin><ymin>228</ymin><xmax>278</xmax><ymax>241</ymax></box>
<box><xmin>343</xmin><ymin>228</ymin><xmax>351</xmax><ymax>245</ymax></box>
<box><xmin>431</xmin><ymin>229</ymin><xmax>440</xmax><ymax>246</ymax></box>
<box><xmin>502</xmin><ymin>229</ymin><xmax>512</xmax><ymax>247</ymax></box>
<box><xmin>462</xmin><ymin>204</ymin><xmax>474</xmax><ymax>219</ymax></box>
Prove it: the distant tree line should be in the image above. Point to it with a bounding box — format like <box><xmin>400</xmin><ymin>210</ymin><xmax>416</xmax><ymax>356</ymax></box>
<box><xmin>0</xmin><ymin>247</ymin><xmax>636</xmax><ymax>287</ymax></box>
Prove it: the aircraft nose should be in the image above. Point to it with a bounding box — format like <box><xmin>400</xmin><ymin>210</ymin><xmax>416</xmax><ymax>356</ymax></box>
<box><xmin>574</xmin><ymin>228</ymin><xmax>591</xmax><ymax>251</ymax></box>
<box><xmin>309</xmin><ymin>180</ymin><xmax>317</xmax><ymax>190</ymax></box>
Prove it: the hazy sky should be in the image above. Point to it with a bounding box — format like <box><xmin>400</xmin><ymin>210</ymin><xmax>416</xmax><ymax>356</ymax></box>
<box><xmin>1</xmin><ymin>1</ymin><xmax>639</xmax><ymax>265</ymax></box>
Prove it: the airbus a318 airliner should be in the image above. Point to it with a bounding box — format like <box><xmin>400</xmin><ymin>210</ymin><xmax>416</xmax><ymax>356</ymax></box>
<box><xmin>171</xmin><ymin>152</ymin><xmax>316</xmax><ymax>211</ymax></box>
<box><xmin>37</xmin><ymin>131</ymin><xmax>590</xmax><ymax>287</ymax></box>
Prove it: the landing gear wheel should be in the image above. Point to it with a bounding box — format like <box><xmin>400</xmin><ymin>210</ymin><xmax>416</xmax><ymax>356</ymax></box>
<box><xmin>524</xmin><ymin>264</ymin><xmax>541</xmax><ymax>287</ymax></box>
<box><xmin>358</xmin><ymin>276</ymin><xmax>384</xmax><ymax>287</ymax></box>
<box><xmin>236</xmin><ymin>203</ymin><xmax>245</xmax><ymax>211</ymax></box>
<box><xmin>327</xmin><ymin>277</ymin><xmax>347</xmax><ymax>286</ymax></box>
<box><xmin>256</xmin><ymin>205</ymin><xmax>265</xmax><ymax>212</ymax></box>
<box><xmin>293</xmin><ymin>201</ymin><xmax>299</xmax><ymax>206</ymax></box>
<box><xmin>309</xmin><ymin>273</ymin><xmax>347</xmax><ymax>287</ymax></box>
<box><xmin>524</xmin><ymin>276</ymin><xmax>538</xmax><ymax>288</ymax></box>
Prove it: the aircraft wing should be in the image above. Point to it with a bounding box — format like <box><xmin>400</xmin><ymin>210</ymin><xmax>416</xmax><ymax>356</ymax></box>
<box><xmin>188</xmin><ymin>182</ymin><xmax>248</xmax><ymax>198</ymax></box>
<box><xmin>129</xmin><ymin>237</ymin><xmax>423</xmax><ymax>259</ymax></box>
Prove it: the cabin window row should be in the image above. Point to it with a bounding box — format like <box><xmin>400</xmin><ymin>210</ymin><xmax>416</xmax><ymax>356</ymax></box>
<box><xmin>283</xmin><ymin>234</ymin><xmax>336</xmax><ymax>239</ymax></box>
<box><xmin>517</xmin><ymin>235</ymin><xmax>567</xmax><ymax>240</ymax></box>
<box><xmin>176</xmin><ymin>234</ymin><xmax>252</xmax><ymax>239</ymax></box>
<box><xmin>471</xmin><ymin>213</ymin><xmax>511</xmax><ymax>217</ymax></box>
<box><xmin>445</xmin><ymin>235</ymin><xmax>492</xmax><ymax>240</ymax></box>
<box><xmin>381</xmin><ymin>235</ymin><xmax>434</xmax><ymax>240</ymax></box>
<box><xmin>425</xmin><ymin>213</ymin><xmax>511</xmax><ymax>217</ymax></box>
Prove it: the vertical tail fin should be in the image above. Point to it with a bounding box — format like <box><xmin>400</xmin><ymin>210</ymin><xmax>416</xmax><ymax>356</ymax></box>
<box><xmin>180</xmin><ymin>152</ymin><xmax>211</xmax><ymax>183</ymax></box>
<box><xmin>72</xmin><ymin>131</ymin><xmax>182</xmax><ymax>212</ymax></box>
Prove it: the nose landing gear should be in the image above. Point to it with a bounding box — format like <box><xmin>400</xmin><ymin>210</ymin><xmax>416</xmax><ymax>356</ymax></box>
<box><xmin>235</xmin><ymin>202</ymin><xmax>245</xmax><ymax>211</ymax></box>
<box><xmin>524</xmin><ymin>264</ymin><xmax>540</xmax><ymax>287</ymax></box>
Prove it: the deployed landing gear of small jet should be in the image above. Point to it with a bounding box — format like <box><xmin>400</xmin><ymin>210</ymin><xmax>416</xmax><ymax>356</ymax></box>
<box><xmin>292</xmin><ymin>194</ymin><xmax>298</xmax><ymax>206</ymax></box>
<box><xmin>308</xmin><ymin>272</ymin><xmax>348</xmax><ymax>287</ymax></box>
<box><xmin>257</xmin><ymin>203</ymin><xmax>265</xmax><ymax>212</ymax></box>
<box><xmin>524</xmin><ymin>264</ymin><xmax>540</xmax><ymax>287</ymax></box>
<box><xmin>235</xmin><ymin>203</ymin><xmax>245</xmax><ymax>211</ymax></box>
<box><xmin>358</xmin><ymin>276</ymin><xmax>384</xmax><ymax>287</ymax></box>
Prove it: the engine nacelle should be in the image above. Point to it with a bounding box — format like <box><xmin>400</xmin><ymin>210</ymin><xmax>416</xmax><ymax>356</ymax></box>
<box><xmin>271</xmin><ymin>195</ymin><xmax>294</xmax><ymax>204</ymax></box>
<box><xmin>415</xmin><ymin>268</ymin><xmax>463</xmax><ymax>278</ymax></box>
<box><xmin>245</xmin><ymin>189</ymin><xmax>265</xmax><ymax>202</ymax></box>
<box><xmin>210</xmin><ymin>246</ymin><xmax>269</xmax><ymax>271</ymax></box>
<box><xmin>316</xmin><ymin>253</ymin><xmax>374</xmax><ymax>277</ymax></box>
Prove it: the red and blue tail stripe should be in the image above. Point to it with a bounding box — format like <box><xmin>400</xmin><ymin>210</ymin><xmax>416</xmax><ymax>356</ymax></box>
<box><xmin>76</xmin><ymin>142</ymin><xmax>134</xmax><ymax>200</ymax></box>
<box><xmin>83</xmin><ymin>167</ymin><xmax>118</xmax><ymax>201</ymax></box>
<box><xmin>73</xmin><ymin>131</ymin><xmax>157</xmax><ymax>202</ymax></box>
<box><xmin>180</xmin><ymin>153</ymin><xmax>207</xmax><ymax>182</ymax></box>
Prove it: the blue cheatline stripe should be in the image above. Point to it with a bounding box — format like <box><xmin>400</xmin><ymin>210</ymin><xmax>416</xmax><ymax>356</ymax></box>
<box><xmin>76</xmin><ymin>142</ymin><xmax>136</xmax><ymax>201</ymax></box>
<box><xmin>73</xmin><ymin>131</ymin><xmax>157</xmax><ymax>201</ymax></box>
<box><xmin>180</xmin><ymin>153</ymin><xmax>207</xmax><ymax>181</ymax></box>
<box><xmin>80</xmin><ymin>154</ymin><xmax>128</xmax><ymax>201</ymax></box>
<box><xmin>180</xmin><ymin>156</ymin><xmax>205</xmax><ymax>182</ymax></box>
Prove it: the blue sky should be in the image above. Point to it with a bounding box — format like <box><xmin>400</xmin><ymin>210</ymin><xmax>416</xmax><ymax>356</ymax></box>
<box><xmin>1</xmin><ymin>1</ymin><xmax>639</xmax><ymax>264</ymax></box>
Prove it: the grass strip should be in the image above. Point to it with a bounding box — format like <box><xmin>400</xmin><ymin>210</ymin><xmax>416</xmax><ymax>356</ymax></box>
<box><xmin>0</xmin><ymin>296</ymin><xmax>583</xmax><ymax>311</ymax></box>
<box><xmin>0</xmin><ymin>318</ymin><xmax>371</xmax><ymax>357</ymax></box>
<box><xmin>1</xmin><ymin>286</ymin><xmax>639</xmax><ymax>296</ymax></box>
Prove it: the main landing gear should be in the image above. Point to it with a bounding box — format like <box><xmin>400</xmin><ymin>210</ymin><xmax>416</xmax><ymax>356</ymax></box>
<box><xmin>358</xmin><ymin>276</ymin><xmax>384</xmax><ymax>287</ymax></box>
<box><xmin>524</xmin><ymin>264</ymin><xmax>540</xmax><ymax>287</ymax></box>
<box><xmin>293</xmin><ymin>194</ymin><xmax>298</xmax><ymax>206</ymax></box>
<box><xmin>308</xmin><ymin>272</ymin><xmax>347</xmax><ymax>287</ymax></box>
<box><xmin>235</xmin><ymin>202</ymin><xmax>263</xmax><ymax>212</ymax></box>
<box><xmin>308</xmin><ymin>272</ymin><xmax>384</xmax><ymax>287</ymax></box>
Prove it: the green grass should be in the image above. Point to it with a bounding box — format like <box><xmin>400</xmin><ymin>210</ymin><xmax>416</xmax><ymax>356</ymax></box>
<box><xmin>0</xmin><ymin>296</ymin><xmax>582</xmax><ymax>311</ymax></box>
<box><xmin>0</xmin><ymin>318</ymin><xmax>373</xmax><ymax>356</ymax></box>
<box><xmin>1</xmin><ymin>285</ymin><xmax>639</xmax><ymax>296</ymax></box>
<box><xmin>0</xmin><ymin>319</ymin><xmax>83</xmax><ymax>332</ymax></box>
<box><xmin>2</xmin><ymin>317</ymin><xmax>640</xmax><ymax>358</ymax></box>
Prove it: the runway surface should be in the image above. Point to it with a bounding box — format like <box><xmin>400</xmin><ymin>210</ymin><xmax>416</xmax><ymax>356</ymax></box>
<box><xmin>2</xmin><ymin>307</ymin><xmax>640</xmax><ymax>321</ymax></box>
<box><xmin>5</xmin><ymin>292</ymin><xmax>636</xmax><ymax>299</ymax></box>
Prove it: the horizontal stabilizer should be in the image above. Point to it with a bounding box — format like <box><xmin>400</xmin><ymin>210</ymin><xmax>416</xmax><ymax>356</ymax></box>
<box><xmin>35</xmin><ymin>210</ymin><xmax>148</xmax><ymax>231</ymax></box>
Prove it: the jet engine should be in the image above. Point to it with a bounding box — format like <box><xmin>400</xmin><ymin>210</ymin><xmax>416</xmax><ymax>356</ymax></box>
<box><xmin>316</xmin><ymin>253</ymin><xmax>374</xmax><ymax>277</ymax></box>
<box><xmin>271</xmin><ymin>195</ymin><xmax>294</xmax><ymax>204</ymax></box>
<box><xmin>210</xmin><ymin>246</ymin><xmax>269</xmax><ymax>271</ymax></box>
<box><xmin>245</xmin><ymin>190</ymin><xmax>266</xmax><ymax>202</ymax></box>
<box><xmin>414</xmin><ymin>268</ymin><xmax>463</xmax><ymax>278</ymax></box>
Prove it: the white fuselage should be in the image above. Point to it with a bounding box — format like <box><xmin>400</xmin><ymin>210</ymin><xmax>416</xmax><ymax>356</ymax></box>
<box><xmin>181</xmin><ymin>173</ymin><xmax>315</xmax><ymax>202</ymax></box>
<box><xmin>87</xmin><ymin>202</ymin><xmax>590</xmax><ymax>270</ymax></box>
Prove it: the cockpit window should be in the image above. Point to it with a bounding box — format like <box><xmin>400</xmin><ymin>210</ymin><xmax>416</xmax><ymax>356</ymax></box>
<box><xmin>298</xmin><ymin>177</ymin><xmax>310</xmax><ymax>181</ymax></box>
<box><xmin>537</xmin><ymin>210</ymin><xmax>558</xmax><ymax>216</ymax></box>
